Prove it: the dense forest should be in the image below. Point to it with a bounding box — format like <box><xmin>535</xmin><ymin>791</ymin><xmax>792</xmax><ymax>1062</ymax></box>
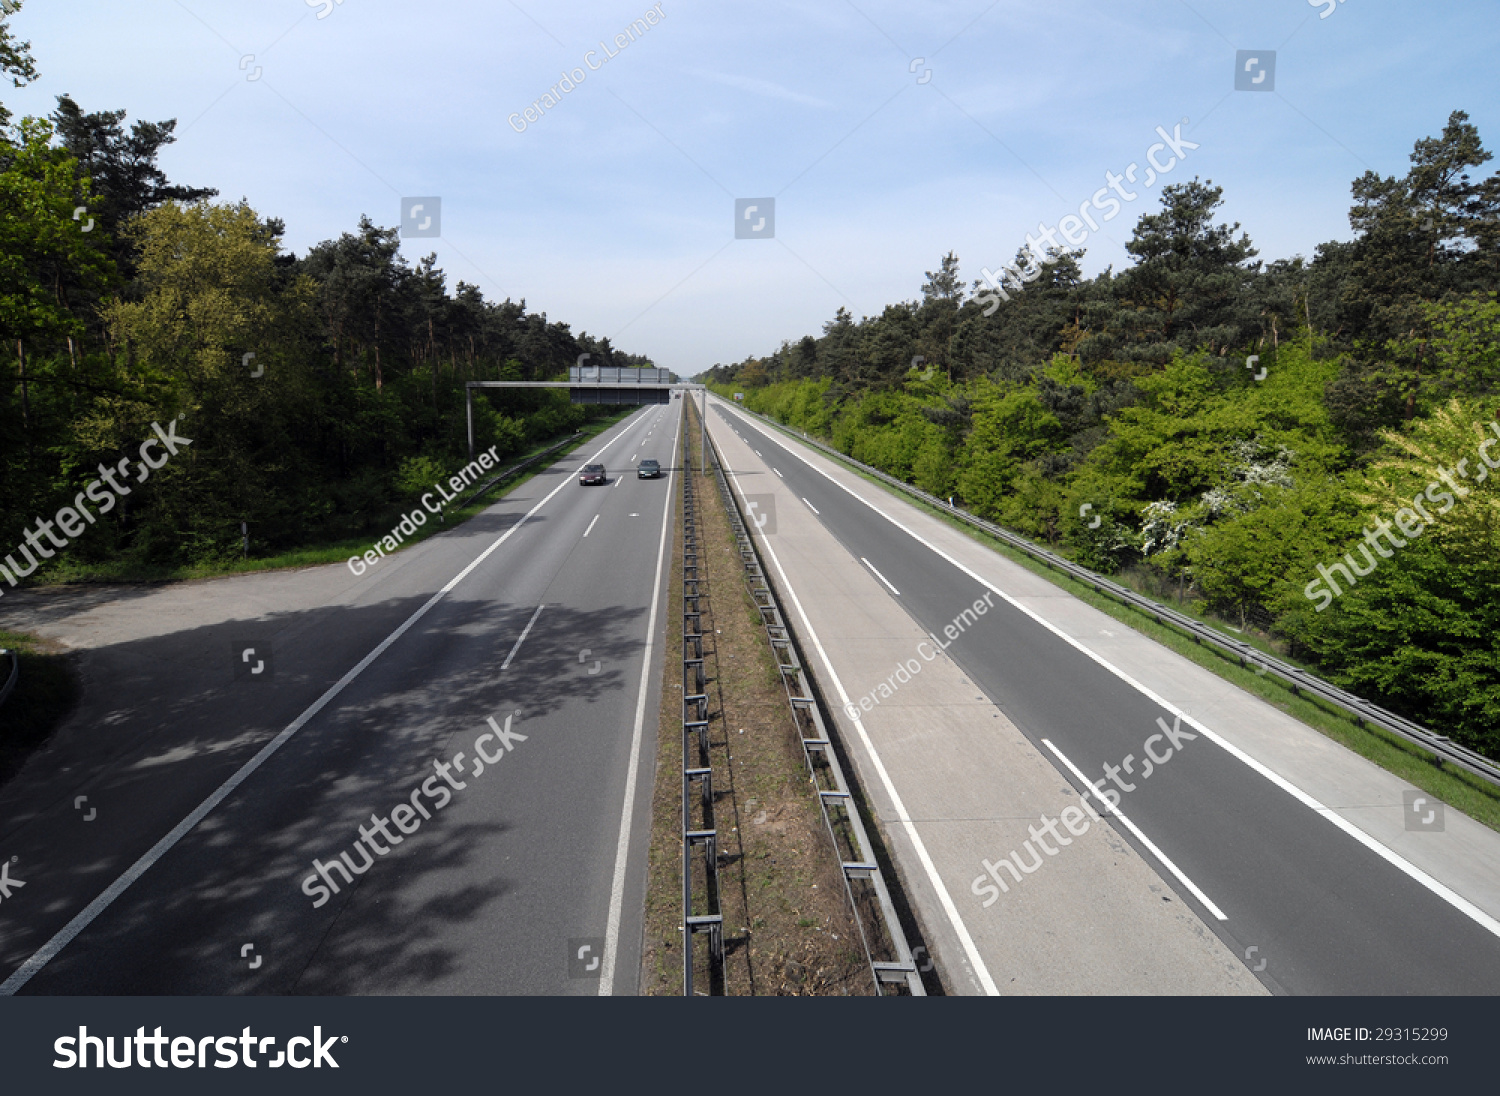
<box><xmin>707</xmin><ymin>113</ymin><xmax>1500</xmax><ymax>760</ymax></box>
<box><xmin>1</xmin><ymin>11</ymin><xmax>651</xmax><ymax>575</ymax></box>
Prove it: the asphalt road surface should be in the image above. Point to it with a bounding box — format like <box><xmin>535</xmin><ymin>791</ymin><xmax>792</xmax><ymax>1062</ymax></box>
<box><xmin>0</xmin><ymin>403</ymin><xmax>680</xmax><ymax>995</ymax></box>
<box><xmin>711</xmin><ymin>398</ymin><xmax>1500</xmax><ymax>995</ymax></box>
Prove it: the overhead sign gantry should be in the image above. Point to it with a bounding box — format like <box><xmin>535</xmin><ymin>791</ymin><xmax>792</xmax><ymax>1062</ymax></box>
<box><xmin>462</xmin><ymin>364</ymin><xmax>701</xmax><ymax>461</ymax></box>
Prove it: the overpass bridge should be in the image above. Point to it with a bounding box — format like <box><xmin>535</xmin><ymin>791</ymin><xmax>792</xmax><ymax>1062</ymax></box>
<box><xmin>464</xmin><ymin>365</ymin><xmax>698</xmax><ymax>460</ymax></box>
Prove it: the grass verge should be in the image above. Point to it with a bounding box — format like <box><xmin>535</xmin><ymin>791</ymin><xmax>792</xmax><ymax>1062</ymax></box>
<box><xmin>27</xmin><ymin>412</ymin><xmax>631</xmax><ymax>586</ymax></box>
<box><xmin>0</xmin><ymin>413</ymin><xmax>631</xmax><ymax>793</ymax></box>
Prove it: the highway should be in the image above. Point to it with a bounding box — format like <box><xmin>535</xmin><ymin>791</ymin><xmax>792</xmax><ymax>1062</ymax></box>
<box><xmin>708</xmin><ymin>396</ymin><xmax>1500</xmax><ymax>995</ymax></box>
<box><xmin>0</xmin><ymin>403</ymin><xmax>680</xmax><ymax>995</ymax></box>
<box><xmin>6</xmin><ymin>387</ymin><xmax>1497</xmax><ymax>998</ymax></box>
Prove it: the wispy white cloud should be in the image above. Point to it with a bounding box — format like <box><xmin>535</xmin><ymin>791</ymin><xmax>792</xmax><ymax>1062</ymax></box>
<box><xmin>683</xmin><ymin>67</ymin><xmax>835</xmax><ymax>109</ymax></box>
<box><xmin>2</xmin><ymin>0</ymin><xmax>1494</xmax><ymax>372</ymax></box>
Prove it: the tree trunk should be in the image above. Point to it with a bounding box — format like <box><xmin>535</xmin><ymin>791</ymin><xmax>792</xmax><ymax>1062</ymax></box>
<box><xmin>17</xmin><ymin>340</ymin><xmax>32</xmax><ymax>461</ymax></box>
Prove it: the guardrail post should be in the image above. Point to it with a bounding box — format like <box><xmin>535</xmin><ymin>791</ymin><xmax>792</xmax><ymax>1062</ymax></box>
<box><xmin>701</xmin><ymin>420</ymin><xmax>928</xmax><ymax>996</ymax></box>
<box><xmin>681</xmin><ymin>414</ymin><xmax>727</xmax><ymax>995</ymax></box>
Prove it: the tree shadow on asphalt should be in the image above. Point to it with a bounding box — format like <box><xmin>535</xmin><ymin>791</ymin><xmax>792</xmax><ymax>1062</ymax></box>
<box><xmin>2</xmin><ymin>592</ymin><xmax>651</xmax><ymax>995</ymax></box>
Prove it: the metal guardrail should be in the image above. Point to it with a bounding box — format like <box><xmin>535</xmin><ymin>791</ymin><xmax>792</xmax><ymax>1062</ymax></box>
<box><xmin>681</xmin><ymin>425</ymin><xmax>724</xmax><ymax>995</ymax></box>
<box><xmin>721</xmin><ymin>399</ymin><xmax>1500</xmax><ymax>791</ymax></box>
<box><xmin>706</xmin><ymin>422</ymin><xmax>927</xmax><ymax>995</ymax></box>
<box><xmin>0</xmin><ymin>649</ymin><xmax>17</xmax><ymax>710</ymax></box>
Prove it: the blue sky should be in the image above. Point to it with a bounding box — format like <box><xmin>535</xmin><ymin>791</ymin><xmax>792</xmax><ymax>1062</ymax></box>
<box><xmin>6</xmin><ymin>0</ymin><xmax>1498</xmax><ymax>376</ymax></box>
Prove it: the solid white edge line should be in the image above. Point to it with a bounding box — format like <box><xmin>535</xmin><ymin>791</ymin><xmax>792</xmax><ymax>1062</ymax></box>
<box><xmin>714</xmin><ymin>420</ymin><xmax>1001</xmax><ymax>996</ymax></box>
<box><xmin>713</xmin><ymin>397</ymin><xmax>1500</xmax><ymax>942</ymax></box>
<box><xmin>500</xmin><ymin>602</ymin><xmax>546</xmax><ymax>671</ymax></box>
<box><xmin>598</xmin><ymin>403</ymin><xmax>683</xmax><ymax>994</ymax></box>
<box><xmin>802</xmin><ymin>498</ymin><xmax>820</xmax><ymax>515</ymax></box>
<box><xmin>583</xmin><ymin>514</ymin><xmax>600</xmax><ymax>538</ymax></box>
<box><xmin>1042</xmin><ymin>738</ymin><xmax>1228</xmax><ymax>920</ymax></box>
<box><xmin>0</xmin><ymin>414</ymin><xmax>643</xmax><ymax>997</ymax></box>
<box><xmin>860</xmin><ymin>557</ymin><xmax>901</xmax><ymax>597</ymax></box>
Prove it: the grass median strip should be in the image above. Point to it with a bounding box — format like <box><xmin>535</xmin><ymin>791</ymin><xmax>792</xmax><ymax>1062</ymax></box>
<box><xmin>639</xmin><ymin>405</ymin><xmax>873</xmax><ymax>995</ymax></box>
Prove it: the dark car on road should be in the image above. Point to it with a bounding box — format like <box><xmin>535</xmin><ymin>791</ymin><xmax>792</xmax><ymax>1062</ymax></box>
<box><xmin>579</xmin><ymin>463</ymin><xmax>606</xmax><ymax>486</ymax></box>
<box><xmin>637</xmin><ymin>459</ymin><xmax>661</xmax><ymax>479</ymax></box>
